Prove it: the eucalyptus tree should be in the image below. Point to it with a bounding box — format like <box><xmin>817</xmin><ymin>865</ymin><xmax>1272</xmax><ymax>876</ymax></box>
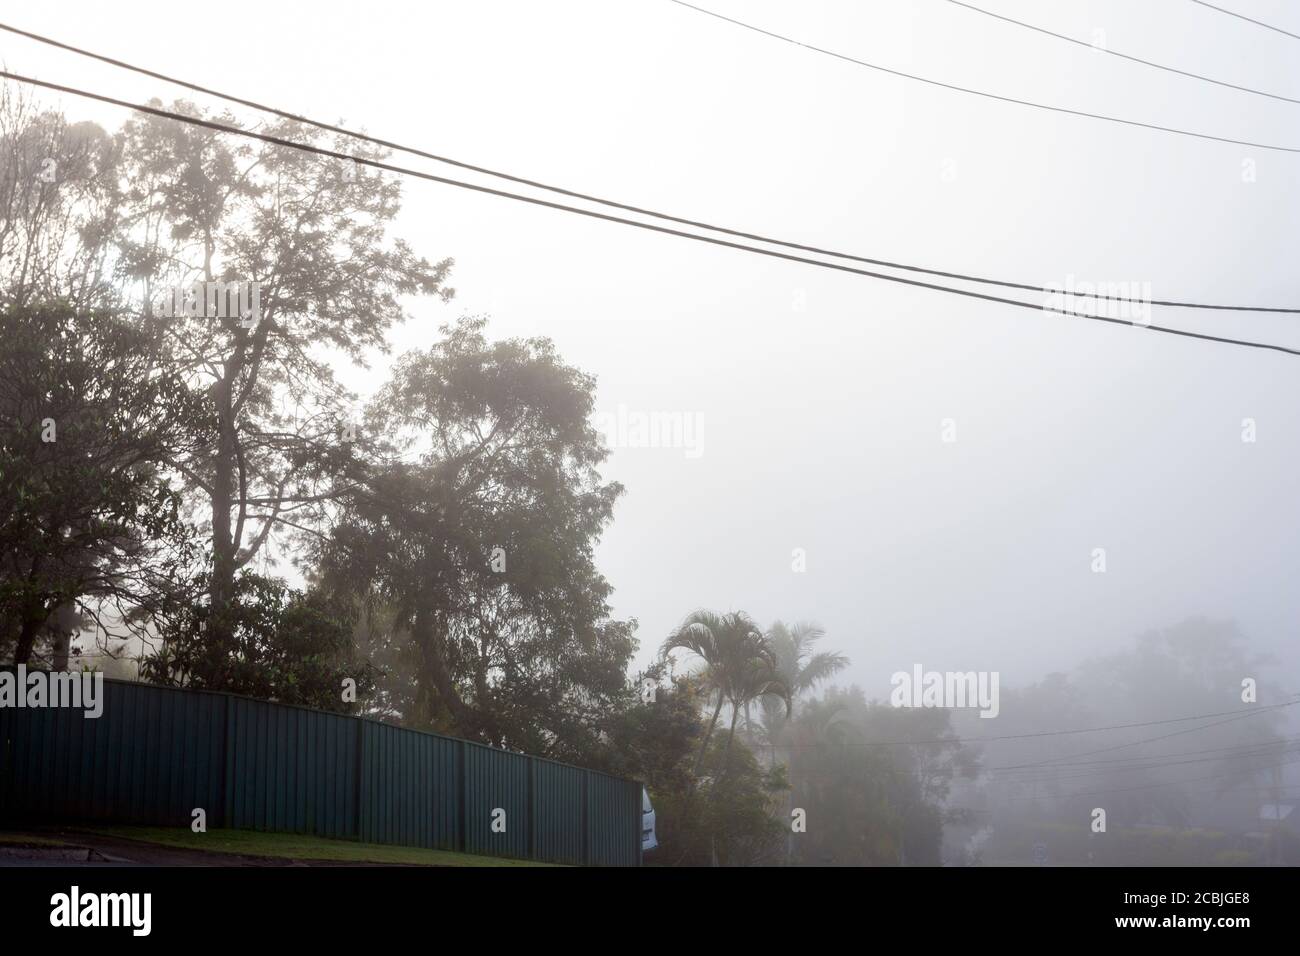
<box><xmin>4</xmin><ymin>91</ymin><xmax>455</xmax><ymax>669</ymax></box>
<box><xmin>108</xmin><ymin>102</ymin><xmax>453</xmax><ymax>653</ymax></box>
<box><xmin>308</xmin><ymin>317</ymin><xmax>635</xmax><ymax>756</ymax></box>
<box><xmin>0</xmin><ymin>85</ymin><xmax>122</xmax><ymax>311</ymax></box>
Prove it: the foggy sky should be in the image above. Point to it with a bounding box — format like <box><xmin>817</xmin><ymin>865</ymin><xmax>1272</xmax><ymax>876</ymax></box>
<box><xmin>7</xmin><ymin>0</ymin><xmax>1298</xmax><ymax>706</ymax></box>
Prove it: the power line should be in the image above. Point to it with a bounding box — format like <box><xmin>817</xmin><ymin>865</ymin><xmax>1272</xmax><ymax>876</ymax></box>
<box><xmin>994</xmin><ymin>751</ymin><xmax>1300</xmax><ymax>803</ymax></box>
<box><xmin>995</xmin><ymin>706</ymin><xmax>1293</xmax><ymax>770</ymax></box>
<box><xmin>1189</xmin><ymin>0</ymin><xmax>1300</xmax><ymax>41</ymax></box>
<box><xmin>665</xmin><ymin>0</ymin><xmax>1300</xmax><ymax>154</ymax></box>
<box><xmin>991</xmin><ymin>734</ymin><xmax>1300</xmax><ymax>774</ymax></box>
<box><xmin>963</xmin><ymin>782</ymin><xmax>1300</xmax><ymax>815</ymax></box>
<box><xmin>861</xmin><ymin>738</ymin><xmax>1299</xmax><ymax>788</ymax></box>
<box><xmin>948</xmin><ymin>0</ymin><xmax>1300</xmax><ymax>105</ymax></box>
<box><xmin>990</xmin><ymin>739</ymin><xmax>1300</xmax><ymax>781</ymax></box>
<box><xmin>5</xmin><ymin>71</ymin><xmax>1300</xmax><ymax>360</ymax></box>
<box><xmin>1</xmin><ymin>22</ymin><xmax>1298</xmax><ymax>316</ymax></box>
<box><xmin>777</xmin><ymin>698</ymin><xmax>1298</xmax><ymax>749</ymax></box>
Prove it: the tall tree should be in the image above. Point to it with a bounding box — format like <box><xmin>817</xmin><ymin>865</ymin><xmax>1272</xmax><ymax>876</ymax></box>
<box><xmin>310</xmin><ymin>317</ymin><xmax>634</xmax><ymax>756</ymax></box>
<box><xmin>0</xmin><ymin>301</ymin><xmax>205</xmax><ymax>663</ymax></box>
<box><xmin>108</xmin><ymin>102</ymin><xmax>453</xmax><ymax>659</ymax></box>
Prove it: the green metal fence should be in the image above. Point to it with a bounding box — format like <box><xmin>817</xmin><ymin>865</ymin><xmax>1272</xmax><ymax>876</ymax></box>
<box><xmin>0</xmin><ymin>675</ymin><xmax>642</xmax><ymax>865</ymax></box>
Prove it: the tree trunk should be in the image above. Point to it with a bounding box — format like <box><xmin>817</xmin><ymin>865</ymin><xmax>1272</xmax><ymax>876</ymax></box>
<box><xmin>720</xmin><ymin>702</ymin><xmax>741</xmax><ymax>780</ymax></box>
<box><xmin>13</xmin><ymin>613</ymin><xmax>43</xmax><ymax>666</ymax></box>
<box><xmin>692</xmin><ymin>689</ymin><xmax>724</xmax><ymax>779</ymax></box>
<box><xmin>11</xmin><ymin>557</ymin><xmax>46</xmax><ymax>665</ymax></box>
<box><xmin>209</xmin><ymin>394</ymin><xmax>236</xmax><ymax>620</ymax></box>
<box><xmin>51</xmin><ymin>631</ymin><xmax>70</xmax><ymax>670</ymax></box>
<box><xmin>412</xmin><ymin>605</ymin><xmax>476</xmax><ymax>737</ymax></box>
<box><xmin>49</xmin><ymin>599</ymin><xmax>78</xmax><ymax>670</ymax></box>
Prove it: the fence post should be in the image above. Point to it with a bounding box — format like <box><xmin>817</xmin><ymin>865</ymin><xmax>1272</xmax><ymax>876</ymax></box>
<box><xmin>528</xmin><ymin>755</ymin><xmax>538</xmax><ymax>860</ymax></box>
<box><xmin>582</xmin><ymin>768</ymin><xmax>591</xmax><ymax>866</ymax></box>
<box><xmin>457</xmin><ymin>738</ymin><xmax>468</xmax><ymax>853</ymax></box>
<box><xmin>353</xmin><ymin>718</ymin><xmax>365</xmax><ymax>841</ymax></box>
<box><xmin>221</xmin><ymin>694</ymin><xmax>234</xmax><ymax>829</ymax></box>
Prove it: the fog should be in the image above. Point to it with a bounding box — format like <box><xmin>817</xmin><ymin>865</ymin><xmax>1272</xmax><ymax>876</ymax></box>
<box><xmin>4</xmin><ymin>0</ymin><xmax>1299</xmax><ymax>867</ymax></box>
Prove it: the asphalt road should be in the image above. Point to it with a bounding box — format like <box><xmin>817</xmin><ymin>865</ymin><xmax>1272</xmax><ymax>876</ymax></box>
<box><xmin>0</xmin><ymin>830</ymin><xmax>368</xmax><ymax>866</ymax></box>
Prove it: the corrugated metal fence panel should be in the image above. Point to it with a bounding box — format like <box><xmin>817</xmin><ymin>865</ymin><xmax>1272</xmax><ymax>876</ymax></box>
<box><xmin>587</xmin><ymin>771</ymin><xmax>640</xmax><ymax>867</ymax></box>
<box><xmin>0</xmin><ymin>699</ymin><xmax>9</xmax><ymax>816</ymax></box>
<box><xmin>118</xmin><ymin>681</ymin><xmax>225</xmax><ymax>828</ymax></box>
<box><xmin>226</xmin><ymin>696</ymin><xmax>357</xmax><ymax>840</ymax></box>
<box><xmin>534</xmin><ymin>760</ymin><xmax>585</xmax><ymax>865</ymax></box>
<box><xmin>358</xmin><ymin>720</ymin><xmax>459</xmax><ymax>850</ymax></box>
<box><xmin>0</xmin><ymin>699</ymin><xmax>8</xmax><ymax>815</ymax></box>
<box><xmin>0</xmin><ymin>675</ymin><xmax>641</xmax><ymax>864</ymax></box>
<box><xmin>463</xmin><ymin>743</ymin><xmax>531</xmax><ymax>859</ymax></box>
<box><xmin>0</xmin><ymin>680</ymin><xmax>225</xmax><ymax>826</ymax></box>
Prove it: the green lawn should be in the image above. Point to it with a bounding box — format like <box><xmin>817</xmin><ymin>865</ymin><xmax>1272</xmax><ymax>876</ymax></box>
<box><xmin>83</xmin><ymin>826</ymin><xmax>556</xmax><ymax>867</ymax></box>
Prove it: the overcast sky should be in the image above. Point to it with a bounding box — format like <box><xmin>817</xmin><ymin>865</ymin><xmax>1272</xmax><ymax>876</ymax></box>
<box><xmin>7</xmin><ymin>0</ymin><xmax>1299</xmax><ymax>702</ymax></box>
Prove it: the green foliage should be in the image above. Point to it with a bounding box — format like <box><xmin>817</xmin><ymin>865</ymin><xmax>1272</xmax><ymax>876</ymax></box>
<box><xmin>310</xmin><ymin>317</ymin><xmax>634</xmax><ymax>753</ymax></box>
<box><xmin>648</xmin><ymin>680</ymin><xmax>786</xmax><ymax>866</ymax></box>
<box><xmin>663</xmin><ymin>609</ymin><xmax>792</xmax><ymax>779</ymax></box>
<box><xmin>0</xmin><ymin>301</ymin><xmax>206</xmax><ymax>663</ymax></box>
<box><xmin>141</xmin><ymin>569</ymin><xmax>373</xmax><ymax>712</ymax></box>
<box><xmin>668</xmin><ymin>738</ymin><xmax>787</xmax><ymax>867</ymax></box>
<box><xmin>106</xmin><ymin>101</ymin><xmax>455</xmax><ymax>653</ymax></box>
<box><xmin>0</xmin><ymin>88</ymin><xmax>123</xmax><ymax>312</ymax></box>
<box><xmin>786</xmin><ymin>687</ymin><xmax>976</xmax><ymax>865</ymax></box>
<box><xmin>582</xmin><ymin>670</ymin><xmax>787</xmax><ymax>866</ymax></box>
<box><xmin>754</xmin><ymin>619</ymin><xmax>847</xmax><ymax>752</ymax></box>
<box><xmin>596</xmin><ymin>664</ymin><xmax>702</xmax><ymax>798</ymax></box>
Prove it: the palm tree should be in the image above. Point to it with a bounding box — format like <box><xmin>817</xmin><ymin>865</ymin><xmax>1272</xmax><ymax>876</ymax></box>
<box><xmin>720</xmin><ymin>649</ymin><xmax>792</xmax><ymax>779</ymax></box>
<box><xmin>756</xmin><ymin>621</ymin><xmax>848</xmax><ymax>766</ymax></box>
<box><xmin>662</xmin><ymin>609</ymin><xmax>777</xmax><ymax>779</ymax></box>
